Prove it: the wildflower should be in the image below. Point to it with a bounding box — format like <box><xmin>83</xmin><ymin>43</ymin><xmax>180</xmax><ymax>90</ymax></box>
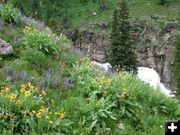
<box><xmin>38</xmin><ymin>106</ymin><xmax>46</xmax><ymax>113</ymax></box>
<box><xmin>28</xmin><ymin>82</ymin><xmax>34</xmax><ymax>90</ymax></box>
<box><xmin>42</xmin><ymin>90</ymin><xmax>46</xmax><ymax>96</ymax></box>
<box><xmin>25</xmin><ymin>91</ymin><xmax>31</xmax><ymax>97</ymax></box>
<box><xmin>36</xmin><ymin>112</ymin><xmax>41</xmax><ymax>118</ymax></box>
<box><xmin>106</xmin><ymin>79</ymin><xmax>111</xmax><ymax>86</ymax></box>
<box><xmin>16</xmin><ymin>100</ymin><xmax>22</xmax><ymax>106</ymax></box>
<box><xmin>59</xmin><ymin>112</ymin><xmax>65</xmax><ymax>119</ymax></box>
<box><xmin>20</xmin><ymin>88</ymin><xmax>26</xmax><ymax>93</ymax></box>
<box><xmin>9</xmin><ymin>93</ymin><xmax>17</xmax><ymax>99</ymax></box>
<box><xmin>45</xmin><ymin>116</ymin><xmax>49</xmax><ymax>119</ymax></box>
<box><xmin>48</xmin><ymin>120</ymin><xmax>53</xmax><ymax>124</ymax></box>
<box><xmin>49</xmin><ymin>112</ymin><xmax>52</xmax><ymax>114</ymax></box>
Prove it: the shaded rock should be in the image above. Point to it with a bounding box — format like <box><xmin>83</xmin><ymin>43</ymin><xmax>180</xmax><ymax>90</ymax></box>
<box><xmin>0</xmin><ymin>39</ymin><xmax>13</xmax><ymax>55</ymax></box>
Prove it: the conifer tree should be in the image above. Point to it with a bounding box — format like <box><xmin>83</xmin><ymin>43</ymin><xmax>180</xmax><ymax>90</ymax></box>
<box><xmin>108</xmin><ymin>0</ymin><xmax>137</xmax><ymax>73</ymax></box>
<box><xmin>174</xmin><ymin>37</ymin><xmax>180</xmax><ymax>98</ymax></box>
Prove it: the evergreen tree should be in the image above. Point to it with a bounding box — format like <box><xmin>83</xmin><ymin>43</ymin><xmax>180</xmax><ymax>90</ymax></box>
<box><xmin>108</xmin><ymin>0</ymin><xmax>137</xmax><ymax>73</ymax></box>
<box><xmin>159</xmin><ymin>0</ymin><xmax>166</xmax><ymax>5</ymax></box>
<box><xmin>174</xmin><ymin>36</ymin><xmax>180</xmax><ymax>98</ymax></box>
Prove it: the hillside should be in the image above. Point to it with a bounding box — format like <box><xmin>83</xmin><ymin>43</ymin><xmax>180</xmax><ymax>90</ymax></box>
<box><xmin>0</xmin><ymin>3</ymin><xmax>180</xmax><ymax>135</ymax></box>
<box><xmin>10</xmin><ymin>0</ymin><xmax>180</xmax><ymax>32</ymax></box>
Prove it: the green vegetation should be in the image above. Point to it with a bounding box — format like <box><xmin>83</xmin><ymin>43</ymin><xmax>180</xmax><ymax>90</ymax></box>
<box><xmin>174</xmin><ymin>37</ymin><xmax>180</xmax><ymax>98</ymax></box>
<box><xmin>108</xmin><ymin>0</ymin><xmax>137</xmax><ymax>73</ymax></box>
<box><xmin>7</xmin><ymin>0</ymin><xmax>180</xmax><ymax>31</ymax></box>
<box><xmin>0</xmin><ymin>2</ymin><xmax>179</xmax><ymax>135</ymax></box>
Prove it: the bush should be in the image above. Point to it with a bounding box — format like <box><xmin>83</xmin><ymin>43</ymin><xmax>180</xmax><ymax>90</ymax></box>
<box><xmin>0</xmin><ymin>83</ymin><xmax>72</xmax><ymax>134</ymax></box>
<box><xmin>21</xmin><ymin>48</ymin><xmax>50</xmax><ymax>69</ymax></box>
<box><xmin>0</xmin><ymin>4</ymin><xmax>18</xmax><ymax>23</ymax></box>
<box><xmin>21</xmin><ymin>26</ymin><xmax>60</xmax><ymax>55</ymax></box>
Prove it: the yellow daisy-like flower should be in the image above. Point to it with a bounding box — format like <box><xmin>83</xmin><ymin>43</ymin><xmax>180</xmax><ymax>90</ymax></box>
<box><xmin>20</xmin><ymin>88</ymin><xmax>26</xmax><ymax>93</ymax></box>
<box><xmin>9</xmin><ymin>93</ymin><xmax>17</xmax><ymax>99</ymax></box>
<box><xmin>24</xmin><ymin>91</ymin><xmax>31</xmax><ymax>97</ymax></box>
<box><xmin>59</xmin><ymin>112</ymin><xmax>65</xmax><ymax>119</ymax></box>
<box><xmin>45</xmin><ymin>116</ymin><xmax>49</xmax><ymax>119</ymax></box>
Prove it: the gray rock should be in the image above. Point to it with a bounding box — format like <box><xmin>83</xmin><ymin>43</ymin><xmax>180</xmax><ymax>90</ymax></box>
<box><xmin>0</xmin><ymin>39</ymin><xmax>13</xmax><ymax>55</ymax></box>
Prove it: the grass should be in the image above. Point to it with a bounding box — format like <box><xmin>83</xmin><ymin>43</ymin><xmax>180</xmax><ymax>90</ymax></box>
<box><xmin>67</xmin><ymin>0</ymin><xmax>180</xmax><ymax>30</ymax></box>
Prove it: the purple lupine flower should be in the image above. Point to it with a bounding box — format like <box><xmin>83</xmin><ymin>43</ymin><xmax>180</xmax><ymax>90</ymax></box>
<box><xmin>35</xmin><ymin>22</ymin><xmax>45</xmax><ymax>30</ymax></box>
<box><xmin>22</xmin><ymin>15</ymin><xmax>30</xmax><ymax>25</ymax></box>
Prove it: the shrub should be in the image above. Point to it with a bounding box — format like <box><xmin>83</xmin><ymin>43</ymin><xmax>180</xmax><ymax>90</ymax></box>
<box><xmin>21</xmin><ymin>26</ymin><xmax>60</xmax><ymax>55</ymax></box>
<box><xmin>21</xmin><ymin>48</ymin><xmax>50</xmax><ymax>69</ymax></box>
<box><xmin>0</xmin><ymin>83</ymin><xmax>72</xmax><ymax>134</ymax></box>
<box><xmin>0</xmin><ymin>4</ymin><xmax>18</xmax><ymax>23</ymax></box>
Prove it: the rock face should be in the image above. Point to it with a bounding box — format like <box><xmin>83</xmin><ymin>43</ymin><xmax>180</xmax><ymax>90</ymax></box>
<box><xmin>0</xmin><ymin>39</ymin><xmax>13</xmax><ymax>55</ymax></box>
<box><xmin>66</xmin><ymin>19</ymin><xmax>179</xmax><ymax>89</ymax></box>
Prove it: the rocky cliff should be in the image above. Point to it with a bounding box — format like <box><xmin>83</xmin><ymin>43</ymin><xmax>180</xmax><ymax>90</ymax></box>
<box><xmin>66</xmin><ymin>18</ymin><xmax>179</xmax><ymax>89</ymax></box>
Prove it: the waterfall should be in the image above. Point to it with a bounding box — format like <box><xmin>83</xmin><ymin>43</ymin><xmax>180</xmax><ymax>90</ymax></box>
<box><xmin>137</xmin><ymin>67</ymin><xmax>174</xmax><ymax>97</ymax></box>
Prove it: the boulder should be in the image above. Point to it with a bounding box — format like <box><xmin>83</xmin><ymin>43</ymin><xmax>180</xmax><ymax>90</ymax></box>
<box><xmin>0</xmin><ymin>39</ymin><xmax>13</xmax><ymax>55</ymax></box>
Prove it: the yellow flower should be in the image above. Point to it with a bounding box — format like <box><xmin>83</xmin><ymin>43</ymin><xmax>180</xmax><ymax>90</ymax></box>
<box><xmin>48</xmin><ymin>120</ymin><xmax>53</xmax><ymax>124</ymax></box>
<box><xmin>25</xmin><ymin>91</ymin><xmax>31</xmax><ymax>97</ymax></box>
<box><xmin>59</xmin><ymin>112</ymin><xmax>64</xmax><ymax>119</ymax></box>
<box><xmin>38</xmin><ymin>106</ymin><xmax>46</xmax><ymax>113</ymax></box>
<box><xmin>20</xmin><ymin>88</ymin><xmax>26</xmax><ymax>93</ymax></box>
<box><xmin>9</xmin><ymin>93</ymin><xmax>17</xmax><ymax>99</ymax></box>
<box><xmin>28</xmin><ymin>82</ymin><xmax>32</xmax><ymax>87</ymax></box>
<box><xmin>36</xmin><ymin>113</ymin><xmax>41</xmax><ymax>118</ymax></box>
<box><xmin>49</xmin><ymin>112</ymin><xmax>52</xmax><ymax>114</ymax></box>
<box><xmin>28</xmin><ymin>82</ymin><xmax>34</xmax><ymax>90</ymax></box>
<box><xmin>42</xmin><ymin>91</ymin><xmax>46</xmax><ymax>96</ymax></box>
<box><xmin>16</xmin><ymin>100</ymin><xmax>22</xmax><ymax>106</ymax></box>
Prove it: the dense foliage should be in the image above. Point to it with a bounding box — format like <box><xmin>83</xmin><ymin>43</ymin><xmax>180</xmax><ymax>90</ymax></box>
<box><xmin>108</xmin><ymin>0</ymin><xmax>137</xmax><ymax>73</ymax></box>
